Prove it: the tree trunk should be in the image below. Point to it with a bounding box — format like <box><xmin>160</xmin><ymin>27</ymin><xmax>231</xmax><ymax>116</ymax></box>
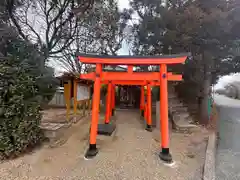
<box><xmin>200</xmin><ymin>51</ymin><xmax>212</xmax><ymax>125</ymax></box>
<box><xmin>200</xmin><ymin>78</ymin><xmax>211</xmax><ymax>125</ymax></box>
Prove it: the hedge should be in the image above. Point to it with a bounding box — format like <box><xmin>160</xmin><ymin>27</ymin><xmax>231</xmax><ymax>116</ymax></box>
<box><xmin>0</xmin><ymin>55</ymin><xmax>44</xmax><ymax>159</ymax></box>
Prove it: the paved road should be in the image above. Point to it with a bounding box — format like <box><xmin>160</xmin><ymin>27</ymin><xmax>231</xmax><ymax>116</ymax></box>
<box><xmin>214</xmin><ymin>94</ymin><xmax>240</xmax><ymax>180</ymax></box>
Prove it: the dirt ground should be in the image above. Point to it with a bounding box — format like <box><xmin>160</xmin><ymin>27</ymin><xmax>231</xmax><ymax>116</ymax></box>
<box><xmin>41</xmin><ymin>108</ymin><xmax>74</xmax><ymax>123</ymax></box>
<box><xmin>0</xmin><ymin>110</ymin><xmax>209</xmax><ymax>180</ymax></box>
<box><xmin>41</xmin><ymin>108</ymin><xmax>89</xmax><ymax>123</ymax></box>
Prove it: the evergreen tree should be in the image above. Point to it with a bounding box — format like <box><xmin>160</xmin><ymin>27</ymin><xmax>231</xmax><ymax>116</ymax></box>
<box><xmin>130</xmin><ymin>0</ymin><xmax>240</xmax><ymax>124</ymax></box>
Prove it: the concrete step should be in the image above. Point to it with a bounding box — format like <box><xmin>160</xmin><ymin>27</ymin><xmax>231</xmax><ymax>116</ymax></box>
<box><xmin>172</xmin><ymin>114</ymin><xmax>198</xmax><ymax>132</ymax></box>
<box><xmin>156</xmin><ymin>96</ymin><xmax>197</xmax><ymax>132</ymax></box>
<box><xmin>168</xmin><ymin>97</ymin><xmax>181</xmax><ymax>101</ymax></box>
<box><xmin>40</xmin><ymin>122</ymin><xmax>71</xmax><ymax>140</ymax></box>
<box><xmin>168</xmin><ymin>94</ymin><xmax>178</xmax><ymax>99</ymax></box>
<box><xmin>43</xmin><ymin>118</ymin><xmax>69</xmax><ymax>124</ymax></box>
<box><xmin>168</xmin><ymin>98</ymin><xmax>179</xmax><ymax>102</ymax></box>
<box><xmin>172</xmin><ymin>112</ymin><xmax>190</xmax><ymax>120</ymax></box>
<box><xmin>169</xmin><ymin>103</ymin><xmax>187</xmax><ymax>108</ymax></box>
<box><xmin>170</xmin><ymin>106</ymin><xmax>188</xmax><ymax>113</ymax></box>
<box><xmin>174</xmin><ymin>119</ymin><xmax>198</xmax><ymax>132</ymax></box>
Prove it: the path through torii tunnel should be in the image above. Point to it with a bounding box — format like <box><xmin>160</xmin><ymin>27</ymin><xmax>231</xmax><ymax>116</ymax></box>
<box><xmin>78</xmin><ymin>53</ymin><xmax>189</xmax><ymax>163</ymax></box>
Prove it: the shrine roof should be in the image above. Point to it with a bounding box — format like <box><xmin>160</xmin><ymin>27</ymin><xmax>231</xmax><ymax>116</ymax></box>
<box><xmin>56</xmin><ymin>73</ymin><xmax>93</xmax><ymax>85</ymax></box>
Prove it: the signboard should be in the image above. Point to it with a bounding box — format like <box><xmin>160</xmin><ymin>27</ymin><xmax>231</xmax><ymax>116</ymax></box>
<box><xmin>77</xmin><ymin>84</ymin><xmax>90</xmax><ymax>101</ymax></box>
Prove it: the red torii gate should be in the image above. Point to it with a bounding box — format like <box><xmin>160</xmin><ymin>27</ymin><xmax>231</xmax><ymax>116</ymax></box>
<box><xmin>78</xmin><ymin>53</ymin><xmax>189</xmax><ymax>163</ymax></box>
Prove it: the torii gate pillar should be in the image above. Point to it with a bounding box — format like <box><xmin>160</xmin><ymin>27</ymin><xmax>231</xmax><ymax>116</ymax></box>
<box><xmin>86</xmin><ymin>64</ymin><xmax>102</xmax><ymax>158</ymax></box>
<box><xmin>159</xmin><ymin>64</ymin><xmax>172</xmax><ymax>162</ymax></box>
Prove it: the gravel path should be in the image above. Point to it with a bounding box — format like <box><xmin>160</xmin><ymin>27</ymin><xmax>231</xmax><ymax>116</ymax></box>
<box><xmin>0</xmin><ymin>110</ymin><xmax>208</xmax><ymax>180</ymax></box>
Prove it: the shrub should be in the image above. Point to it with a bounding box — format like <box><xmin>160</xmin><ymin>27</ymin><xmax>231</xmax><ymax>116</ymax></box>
<box><xmin>0</xmin><ymin>36</ymin><xmax>58</xmax><ymax>159</ymax></box>
<box><xmin>0</xmin><ymin>55</ymin><xmax>43</xmax><ymax>159</ymax></box>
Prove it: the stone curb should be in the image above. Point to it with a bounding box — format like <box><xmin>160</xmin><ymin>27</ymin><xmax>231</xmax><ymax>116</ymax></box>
<box><xmin>203</xmin><ymin>132</ymin><xmax>216</xmax><ymax>180</ymax></box>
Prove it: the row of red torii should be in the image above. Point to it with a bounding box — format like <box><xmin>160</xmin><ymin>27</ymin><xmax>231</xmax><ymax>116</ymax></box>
<box><xmin>78</xmin><ymin>53</ymin><xmax>189</xmax><ymax>163</ymax></box>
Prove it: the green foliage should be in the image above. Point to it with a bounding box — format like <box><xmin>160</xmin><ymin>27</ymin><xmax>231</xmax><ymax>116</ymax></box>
<box><xmin>0</xmin><ymin>55</ymin><xmax>43</xmax><ymax>159</ymax></box>
<box><xmin>0</xmin><ymin>23</ymin><xmax>57</xmax><ymax>158</ymax></box>
<box><xmin>5</xmin><ymin>37</ymin><xmax>58</xmax><ymax>107</ymax></box>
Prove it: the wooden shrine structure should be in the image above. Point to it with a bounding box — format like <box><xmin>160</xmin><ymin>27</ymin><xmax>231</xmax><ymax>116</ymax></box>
<box><xmin>78</xmin><ymin>53</ymin><xmax>189</xmax><ymax>163</ymax></box>
<box><xmin>57</xmin><ymin>73</ymin><xmax>92</xmax><ymax>120</ymax></box>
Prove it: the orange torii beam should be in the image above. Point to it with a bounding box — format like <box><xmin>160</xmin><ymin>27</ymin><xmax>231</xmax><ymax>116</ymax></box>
<box><xmin>101</xmin><ymin>72</ymin><xmax>181</xmax><ymax>81</ymax></box>
<box><xmin>79</xmin><ymin>53</ymin><xmax>189</xmax><ymax>164</ymax></box>
<box><xmin>78</xmin><ymin>54</ymin><xmax>187</xmax><ymax>65</ymax></box>
<box><xmin>80</xmin><ymin>72</ymin><xmax>182</xmax><ymax>84</ymax></box>
<box><xmin>101</xmin><ymin>79</ymin><xmax>183</xmax><ymax>85</ymax></box>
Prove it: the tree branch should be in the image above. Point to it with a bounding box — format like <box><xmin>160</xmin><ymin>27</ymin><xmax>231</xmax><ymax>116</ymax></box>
<box><xmin>7</xmin><ymin>0</ymin><xmax>28</xmax><ymax>41</ymax></box>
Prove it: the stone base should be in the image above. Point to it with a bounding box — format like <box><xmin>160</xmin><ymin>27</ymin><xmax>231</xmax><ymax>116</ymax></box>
<box><xmin>97</xmin><ymin>123</ymin><xmax>116</xmax><ymax>136</ymax></box>
<box><xmin>145</xmin><ymin>124</ymin><xmax>152</xmax><ymax>132</ymax></box>
<box><xmin>172</xmin><ymin>114</ymin><xmax>198</xmax><ymax>132</ymax></box>
<box><xmin>85</xmin><ymin>144</ymin><xmax>99</xmax><ymax>159</ymax></box>
<box><xmin>159</xmin><ymin>148</ymin><xmax>173</xmax><ymax>163</ymax></box>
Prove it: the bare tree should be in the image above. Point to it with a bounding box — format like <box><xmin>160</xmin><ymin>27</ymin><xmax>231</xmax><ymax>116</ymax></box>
<box><xmin>58</xmin><ymin>0</ymin><xmax>133</xmax><ymax>74</ymax></box>
<box><xmin>6</xmin><ymin>0</ymin><xmax>95</xmax><ymax>62</ymax></box>
<box><xmin>6</xmin><ymin>0</ymin><xmax>132</xmax><ymax>75</ymax></box>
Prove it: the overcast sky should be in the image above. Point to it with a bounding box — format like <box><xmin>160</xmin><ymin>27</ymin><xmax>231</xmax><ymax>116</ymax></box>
<box><xmin>118</xmin><ymin>0</ymin><xmax>130</xmax><ymax>10</ymax></box>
